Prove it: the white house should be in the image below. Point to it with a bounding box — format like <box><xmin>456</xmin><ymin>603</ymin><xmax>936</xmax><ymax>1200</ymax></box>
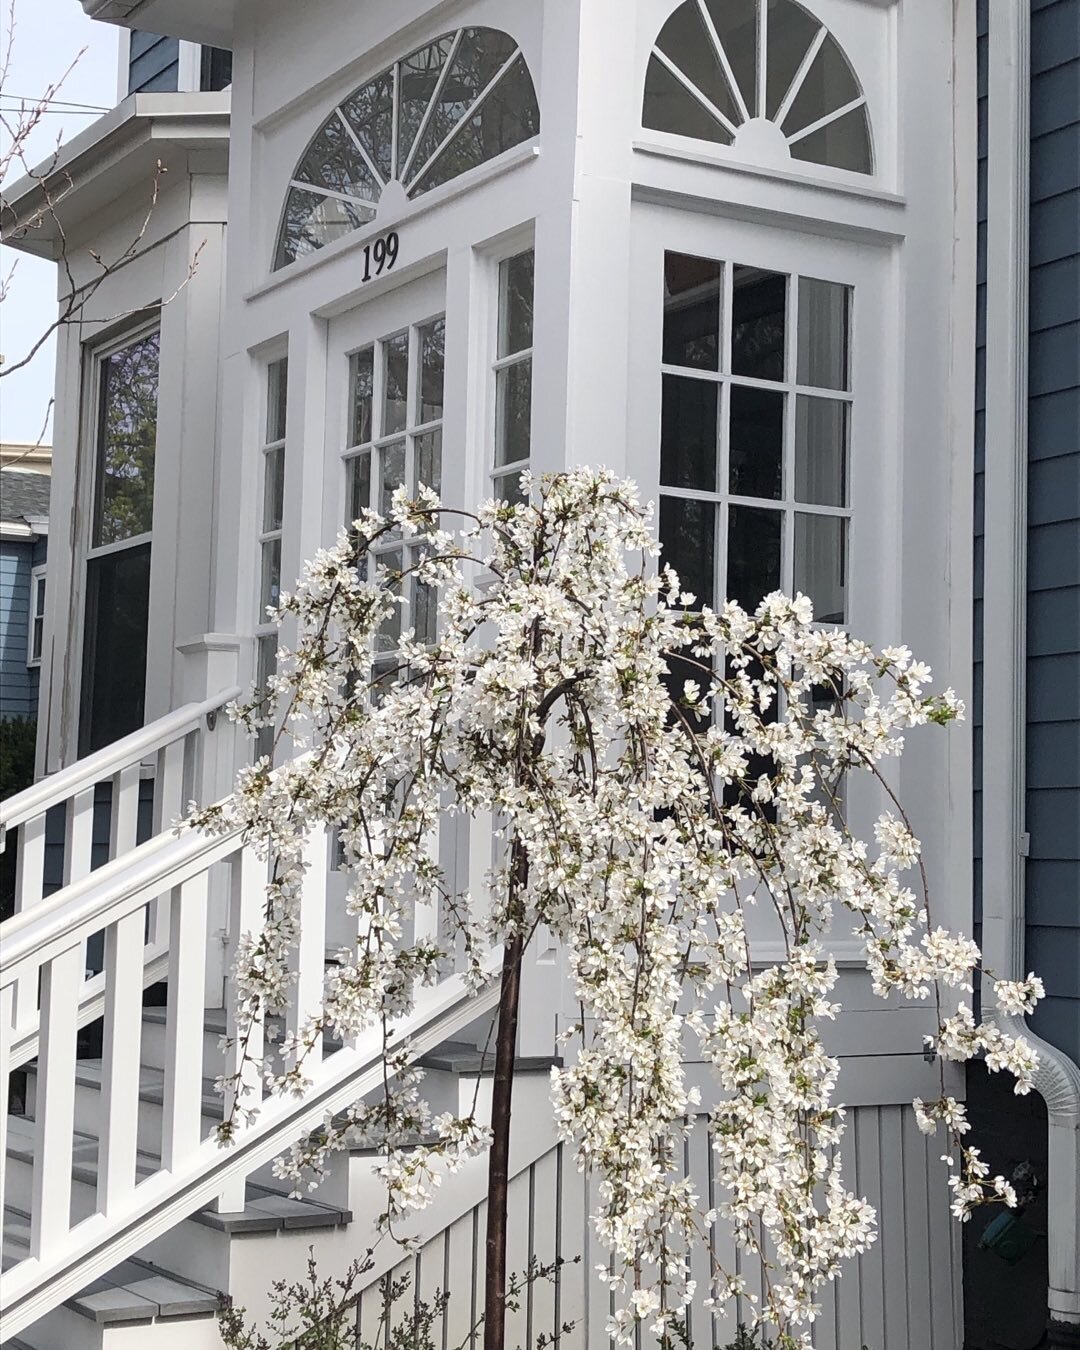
<box><xmin>1</xmin><ymin>1</ymin><xmax>1077</xmax><ymax>1346</ymax></box>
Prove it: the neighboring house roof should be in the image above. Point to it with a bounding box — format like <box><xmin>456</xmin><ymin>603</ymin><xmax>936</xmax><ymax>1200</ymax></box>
<box><xmin>0</xmin><ymin>442</ymin><xmax>52</xmax><ymax>475</ymax></box>
<box><xmin>0</xmin><ymin>468</ymin><xmax>51</xmax><ymax>538</ymax></box>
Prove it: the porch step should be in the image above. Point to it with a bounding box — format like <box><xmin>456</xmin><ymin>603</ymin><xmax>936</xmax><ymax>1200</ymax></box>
<box><xmin>1</xmin><ymin>1119</ymin><xmax>351</xmax><ymax>1241</ymax></box>
<box><xmin>418</xmin><ymin>1039</ymin><xmax>561</xmax><ymax>1075</ymax></box>
<box><xmin>2</xmin><ymin>1209</ymin><xmax>222</xmax><ymax>1348</ymax></box>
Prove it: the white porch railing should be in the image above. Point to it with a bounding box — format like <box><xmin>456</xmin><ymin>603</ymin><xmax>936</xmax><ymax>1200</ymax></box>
<box><xmin>0</xmin><ymin>807</ymin><xmax>501</xmax><ymax>1340</ymax></box>
<box><xmin>0</xmin><ymin>689</ymin><xmax>239</xmax><ymax>1061</ymax></box>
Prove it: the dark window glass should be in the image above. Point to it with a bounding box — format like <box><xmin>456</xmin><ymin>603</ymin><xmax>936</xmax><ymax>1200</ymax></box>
<box><xmin>397</xmin><ymin>36</ymin><xmax>458</xmax><ymax>176</ymax></box>
<box><xmin>655</xmin><ymin>2</ymin><xmax>741</xmax><ymax>128</ymax></box>
<box><xmin>659</xmin><ymin>496</ymin><xmax>715</xmax><ymax>610</ymax></box>
<box><xmin>340</xmin><ymin>71</ymin><xmax>395</xmax><ymax>182</ymax></box>
<box><xmin>295</xmin><ymin>117</ymin><xmax>381</xmax><ymax>203</ymax></box>
<box><xmin>275</xmin><ymin>190</ymin><xmax>374</xmax><ymax>270</ymax></box>
<box><xmin>266</xmin><ymin>357</ymin><xmax>288</xmax><ymax>443</ymax></box>
<box><xmin>498</xmin><ymin>252</ymin><xmax>535</xmax><ymax>358</ymax></box>
<box><xmin>794</xmin><ymin>396</ymin><xmax>847</xmax><ymax>506</ymax></box>
<box><xmin>663</xmin><ymin>252</ymin><xmax>721</xmax><ymax>371</ymax></box>
<box><xmin>350</xmin><ymin>348</ymin><xmax>374</xmax><ymax>446</ymax></box>
<box><xmin>731</xmin><ymin>267</ymin><xmax>786</xmax><ymax>381</ymax></box>
<box><xmin>418</xmin><ymin>319</ymin><xmax>445</xmax><ymax>424</ymax></box>
<box><xmin>200</xmin><ymin>46</ymin><xmax>233</xmax><ymax>92</ymax></box>
<box><xmin>797</xmin><ymin>278</ymin><xmax>851</xmax><ymax>391</ymax></box>
<box><xmin>93</xmin><ymin>332</ymin><xmax>160</xmax><ymax>547</ymax></box>
<box><xmin>661</xmin><ymin>375</ymin><xmax>718</xmax><ymax>492</ymax></box>
<box><xmin>80</xmin><ymin>544</ymin><xmax>151</xmax><ymax>754</ymax></box>
<box><xmin>729</xmin><ymin>385</ymin><xmax>784</xmax><ymax>499</ymax></box>
<box><xmin>382</xmin><ymin>334</ymin><xmax>409</xmax><ymax>435</ymax></box>
<box><xmin>414</xmin><ymin>430</ymin><xmax>442</xmax><ymax>496</ymax></box>
<box><xmin>727</xmin><ymin>504</ymin><xmax>781</xmax><ymax>611</ymax></box>
<box><xmin>794</xmin><ymin>512</ymin><xmax>846</xmax><ymax>622</ymax></box>
<box><xmin>495</xmin><ymin>363</ymin><xmax>532</xmax><ymax>467</ymax></box>
<box><xmin>643</xmin><ymin>57</ymin><xmax>732</xmax><ymax>145</ymax></box>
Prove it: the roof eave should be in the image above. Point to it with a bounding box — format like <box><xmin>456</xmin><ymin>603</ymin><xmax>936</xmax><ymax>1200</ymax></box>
<box><xmin>78</xmin><ymin>0</ymin><xmax>234</xmax><ymax>48</ymax></box>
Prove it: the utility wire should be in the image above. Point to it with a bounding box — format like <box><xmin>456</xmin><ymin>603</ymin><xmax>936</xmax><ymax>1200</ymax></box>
<box><xmin>0</xmin><ymin>94</ymin><xmax>109</xmax><ymax>111</ymax></box>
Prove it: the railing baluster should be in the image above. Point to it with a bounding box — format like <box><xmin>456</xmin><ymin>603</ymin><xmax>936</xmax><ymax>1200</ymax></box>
<box><xmin>109</xmin><ymin>763</ymin><xmax>141</xmax><ymax>859</ymax></box>
<box><xmin>63</xmin><ymin>785</ymin><xmax>96</xmax><ymax>888</ymax></box>
<box><xmin>0</xmin><ymin>981</ymin><xmax>13</xmax><ymax>1222</ymax></box>
<box><xmin>161</xmin><ymin>874</ymin><xmax>209</xmax><ymax>1171</ymax></box>
<box><xmin>149</xmin><ymin>739</ymin><xmax>188</xmax><ymax>948</ymax></box>
<box><xmin>30</xmin><ymin>944</ymin><xmax>83</xmax><ymax>1259</ymax></box>
<box><xmin>12</xmin><ymin>812</ymin><xmax>46</xmax><ymax>1028</ymax></box>
<box><xmin>214</xmin><ymin>847</ymin><xmax>267</xmax><ymax>1212</ymax></box>
<box><xmin>98</xmin><ymin>908</ymin><xmax>146</xmax><ymax>1216</ymax></box>
<box><xmin>287</xmin><ymin>828</ymin><xmax>328</xmax><ymax>1067</ymax></box>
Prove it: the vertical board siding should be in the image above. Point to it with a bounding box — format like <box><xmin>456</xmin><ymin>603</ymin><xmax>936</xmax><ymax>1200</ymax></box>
<box><xmin>351</xmin><ymin>1109</ymin><xmax>957</xmax><ymax>1349</ymax></box>
<box><xmin>1026</xmin><ymin>0</ymin><xmax>1080</xmax><ymax>1064</ymax></box>
<box><xmin>0</xmin><ymin>542</ymin><xmax>38</xmax><ymax>718</ymax></box>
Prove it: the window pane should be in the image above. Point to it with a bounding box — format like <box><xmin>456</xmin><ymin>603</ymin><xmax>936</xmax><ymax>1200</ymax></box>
<box><xmin>34</xmin><ymin>577</ymin><xmax>46</xmax><ymax>617</ymax></box>
<box><xmin>397</xmin><ymin>35</ymin><xmax>458</xmax><ymax>175</ymax></box>
<box><xmin>263</xmin><ymin>446</ymin><xmax>285</xmax><ymax>531</ymax></box>
<box><xmin>780</xmin><ymin>34</ymin><xmax>861</xmax><ymax>140</ymax></box>
<box><xmin>339</xmin><ymin>70</ymin><xmax>395</xmax><ymax>182</ymax></box>
<box><xmin>729</xmin><ymin>385</ymin><xmax>783</xmax><ymax>500</ymax></box>
<box><xmin>94</xmin><ymin>332</ymin><xmax>160</xmax><ymax>547</ymax></box>
<box><xmin>789</xmin><ymin>105</ymin><xmax>872</xmax><ymax>175</ymax></box>
<box><xmin>731</xmin><ymin>267</ymin><xmax>786</xmax><ymax>382</ymax></box>
<box><xmin>350</xmin><ymin>347</ymin><xmax>374</xmax><ymax>446</ymax></box>
<box><xmin>663</xmin><ymin>252</ymin><xmax>721</xmax><ymax>371</ymax></box>
<box><xmin>659</xmin><ymin>496</ymin><xmax>715</xmax><ymax>610</ymax></box>
<box><xmin>260</xmin><ymin>536</ymin><xmax>282</xmax><ymax>614</ymax></box>
<box><xmin>383</xmin><ymin>333</ymin><xmax>410</xmax><ymax>435</ymax></box>
<box><xmin>655</xmin><ymin>1</ymin><xmax>742</xmax><ymax>129</ymax></box>
<box><xmin>414</xmin><ymin>429</ymin><xmax>442</xmax><ymax>496</ymax></box>
<box><xmin>495</xmin><ymin>360</ymin><xmax>532</xmax><ymax>467</ymax></box>
<box><xmin>266</xmin><ymin>357</ymin><xmax>288</xmax><ymax>443</ymax></box>
<box><xmin>295</xmin><ymin>116</ymin><xmax>381</xmax><ymax>203</ymax></box>
<box><xmin>347</xmin><ymin>451</ymin><xmax>371</xmax><ymax>524</ymax></box>
<box><xmin>275</xmin><ymin>188</ymin><xmax>374</xmax><ymax>269</ymax></box>
<box><xmin>797</xmin><ymin>278</ymin><xmax>851</xmax><ymax>391</ymax></box>
<box><xmin>661</xmin><ymin>374</ymin><xmax>718</xmax><ymax>492</ymax></box>
<box><xmin>411</xmin><ymin>547</ymin><xmax>437</xmax><ymax>646</ymax></box>
<box><xmin>494</xmin><ymin>469</ymin><xmax>528</xmax><ymax>505</ymax></box>
<box><xmin>643</xmin><ymin>56</ymin><xmax>732</xmax><ymax>145</ymax></box>
<box><xmin>765</xmin><ymin>0</ymin><xmax>824</xmax><ymax>120</ymax></box>
<box><xmin>702</xmin><ymin>0</ymin><xmax>758</xmax><ymax>122</ymax></box>
<box><xmin>80</xmin><ymin>543</ymin><xmax>150</xmax><ymax>755</ymax></box>
<box><xmin>794</xmin><ymin>512</ymin><xmax>846</xmax><ymax>622</ymax></box>
<box><xmin>795</xmin><ymin>396</ymin><xmax>848</xmax><ymax>506</ymax></box>
<box><xmin>498</xmin><ymin>251</ymin><xmax>534</xmax><ymax>358</ymax></box>
<box><xmin>418</xmin><ymin>318</ymin><xmax>445</xmax><ymax>424</ymax></box>
<box><xmin>727</xmin><ymin>504</ymin><xmax>781</xmax><ymax>611</ymax></box>
<box><xmin>255</xmin><ymin>633</ymin><xmax>278</xmax><ymax>761</ymax></box>
<box><xmin>376</xmin><ymin>548</ymin><xmax>403</xmax><ymax>651</ymax></box>
<box><xmin>380</xmin><ymin>440</ymin><xmax>406</xmax><ymax>516</ymax></box>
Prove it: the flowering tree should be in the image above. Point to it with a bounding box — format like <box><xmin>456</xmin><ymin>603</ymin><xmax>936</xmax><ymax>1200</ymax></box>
<box><xmin>196</xmin><ymin>469</ymin><xmax>1043</xmax><ymax>1350</ymax></box>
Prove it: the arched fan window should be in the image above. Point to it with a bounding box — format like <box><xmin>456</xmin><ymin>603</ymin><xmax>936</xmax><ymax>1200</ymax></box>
<box><xmin>275</xmin><ymin>28</ymin><xmax>539</xmax><ymax>270</ymax></box>
<box><xmin>643</xmin><ymin>0</ymin><xmax>872</xmax><ymax>174</ymax></box>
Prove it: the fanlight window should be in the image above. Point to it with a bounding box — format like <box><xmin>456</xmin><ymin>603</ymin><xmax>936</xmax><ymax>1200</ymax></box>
<box><xmin>275</xmin><ymin>27</ymin><xmax>539</xmax><ymax>269</ymax></box>
<box><xmin>643</xmin><ymin>0</ymin><xmax>873</xmax><ymax>174</ymax></box>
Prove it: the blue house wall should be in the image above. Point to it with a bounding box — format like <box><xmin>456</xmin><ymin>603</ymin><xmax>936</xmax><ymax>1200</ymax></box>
<box><xmin>1024</xmin><ymin>0</ymin><xmax>1080</xmax><ymax>1064</ymax></box>
<box><xmin>0</xmin><ymin>540</ymin><xmax>39</xmax><ymax>719</ymax></box>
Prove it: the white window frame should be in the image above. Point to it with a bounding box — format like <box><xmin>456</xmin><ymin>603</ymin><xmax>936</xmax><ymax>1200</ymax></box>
<box><xmin>490</xmin><ymin>247</ymin><xmax>535</xmax><ymax>502</ymax></box>
<box><xmin>254</xmin><ymin>353</ymin><xmax>288</xmax><ymax>761</ymax></box>
<box><xmin>27</xmin><ymin>565</ymin><xmax>46</xmax><ymax>668</ymax></box>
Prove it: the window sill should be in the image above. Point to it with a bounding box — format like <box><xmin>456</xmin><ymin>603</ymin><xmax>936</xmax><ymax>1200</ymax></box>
<box><xmin>245</xmin><ymin>143</ymin><xmax>541</xmax><ymax>303</ymax></box>
<box><xmin>632</xmin><ymin>137</ymin><xmax>905</xmax><ymax>209</ymax></box>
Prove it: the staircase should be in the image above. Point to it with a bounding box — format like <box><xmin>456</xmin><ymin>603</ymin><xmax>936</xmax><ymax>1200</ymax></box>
<box><xmin>0</xmin><ymin>700</ymin><xmax>560</xmax><ymax>1348</ymax></box>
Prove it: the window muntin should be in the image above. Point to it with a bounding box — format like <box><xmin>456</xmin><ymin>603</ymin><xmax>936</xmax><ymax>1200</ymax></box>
<box><xmin>255</xmin><ymin>357</ymin><xmax>288</xmax><ymax>760</ymax></box>
<box><xmin>642</xmin><ymin>0</ymin><xmax>873</xmax><ymax>175</ymax></box>
<box><xmin>27</xmin><ymin>566</ymin><xmax>46</xmax><ymax>666</ymax></box>
<box><xmin>492</xmin><ymin>249</ymin><xmax>534</xmax><ymax>504</ymax></box>
<box><xmin>275</xmin><ymin>28</ymin><xmax>539</xmax><ymax>269</ymax></box>
<box><xmin>344</xmin><ymin>316</ymin><xmax>445</xmax><ymax>689</ymax></box>
<box><xmin>658</xmin><ymin>251</ymin><xmax>851</xmax><ymax>625</ymax></box>
<box><xmin>92</xmin><ymin>330</ymin><xmax>160</xmax><ymax>547</ymax></box>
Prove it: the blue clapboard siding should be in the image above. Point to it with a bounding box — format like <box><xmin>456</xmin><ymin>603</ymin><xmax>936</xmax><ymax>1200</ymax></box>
<box><xmin>1025</xmin><ymin>0</ymin><xmax>1080</xmax><ymax>1064</ymax></box>
<box><xmin>0</xmin><ymin>541</ymin><xmax>39</xmax><ymax>718</ymax></box>
<box><xmin>127</xmin><ymin>31</ymin><xmax>180</xmax><ymax>95</ymax></box>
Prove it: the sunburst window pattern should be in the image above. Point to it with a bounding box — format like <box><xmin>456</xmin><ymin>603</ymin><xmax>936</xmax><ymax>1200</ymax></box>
<box><xmin>643</xmin><ymin>0</ymin><xmax>872</xmax><ymax>174</ymax></box>
<box><xmin>274</xmin><ymin>28</ymin><xmax>539</xmax><ymax>269</ymax></box>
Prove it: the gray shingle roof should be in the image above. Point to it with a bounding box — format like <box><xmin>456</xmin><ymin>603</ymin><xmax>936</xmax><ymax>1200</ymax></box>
<box><xmin>0</xmin><ymin>468</ymin><xmax>51</xmax><ymax>525</ymax></box>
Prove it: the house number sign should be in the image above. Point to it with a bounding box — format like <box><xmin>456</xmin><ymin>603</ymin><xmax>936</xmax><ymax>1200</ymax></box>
<box><xmin>360</xmin><ymin>230</ymin><xmax>399</xmax><ymax>283</ymax></box>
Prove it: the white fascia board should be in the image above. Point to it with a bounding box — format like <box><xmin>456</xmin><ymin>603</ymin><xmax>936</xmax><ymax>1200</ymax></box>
<box><xmin>0</xmin><ymin>91</ymin><xmax>229</xmax><ymax>259</ymax></box>
<box><xmin>0</xmin><ymin>522</ymin><xmax>35</xmax><ymax>540</ymax></box>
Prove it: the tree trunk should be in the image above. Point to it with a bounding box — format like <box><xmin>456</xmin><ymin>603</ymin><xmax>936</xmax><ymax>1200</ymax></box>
<box><xmin>483</xmin><ymin>925</ymin><xmax>524</xmax><ymax>1350</ymax></box>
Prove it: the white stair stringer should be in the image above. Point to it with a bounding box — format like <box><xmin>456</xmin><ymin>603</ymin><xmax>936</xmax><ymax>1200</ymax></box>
<box><xmin>0</xmin><ymin>809</ymin><xmax>504</xmax><ymax>1342</ymax></box>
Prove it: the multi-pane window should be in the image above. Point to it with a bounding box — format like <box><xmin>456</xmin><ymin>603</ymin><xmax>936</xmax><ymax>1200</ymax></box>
<box><xmin>658</xmin><ymin>251</ymin><xmax>851</xmax><ymax>625</ymax></box>
<box><xmin>344</xmin><ymin>317</ymin><xmax>445</xmax><ymax>689</ymax></box>
<box><xmin>27</xmin><ymin>567</ymin><xmax>45</xmax><ymax>666</ymax></box>
<box><xmin>255</xmin><ymin>357</ymin><xmax>287</xmax><ymax>760</ymax></box>
<box><xmin>492</xmin><ymin>249</ymin><xmax>534</xmax><ymax>503</ymax></box>
<box><xmin>80</xmin><ymin>327</ymin><xmax>159</xmax><ymax>754</ymax></box>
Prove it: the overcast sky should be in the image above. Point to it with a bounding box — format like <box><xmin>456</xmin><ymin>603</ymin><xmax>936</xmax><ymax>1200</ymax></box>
<box><xmin>1</xmin><ymin>1</ymin><xmax>117</xmax><ymax>445</ymax></box>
